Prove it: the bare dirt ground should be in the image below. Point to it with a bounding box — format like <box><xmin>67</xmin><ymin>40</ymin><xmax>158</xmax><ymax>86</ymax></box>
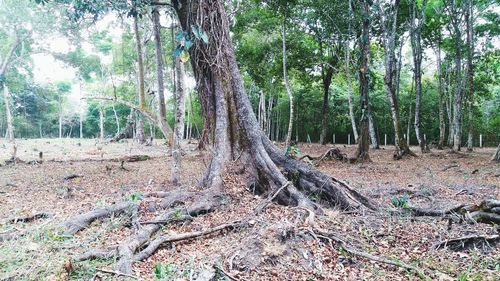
<box><xmin>0</xmin><ymin>139</ymin><xmax>498</xmax><ymax>281</ymax></box>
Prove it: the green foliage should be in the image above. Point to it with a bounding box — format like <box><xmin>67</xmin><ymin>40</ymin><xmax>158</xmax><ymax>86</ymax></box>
<box><xmin>154</xmin><ymin>263</ymin><xmax>177</xmax><ymax>280</ymax></box>
<box><xmin>391</xmin><ymin>194</ymin><xmax>411</xmax><ymax>209</ymax></box>
<box><xmin>285</xmin><ymin>145</ymin><xmax>300</xmax><ymax>157</ymax></box>
<box><xmin>130</xmin><ymin>191</ymin><xmax>144</xmax><ymax>202</ymax></box>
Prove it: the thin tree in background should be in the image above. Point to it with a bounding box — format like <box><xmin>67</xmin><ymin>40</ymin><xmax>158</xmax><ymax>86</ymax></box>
<box><xmin>410</xmin><ymin>0</ymin><xmax>430</xmax><ymax>153</ymax></box>
<box><xmin>152</xmin><ymin>4</ymin><xmax>173</xmax><ymax>144</ymax></box>
<box><xmin>282</xmin><ymin>14</ymin><xmax>294</xmax><ymax>148</ymax></box>
<box><xmin>445</xmin><ymin>0</ymin><xmax>465</xmax><ymax>151</ymax></box>
<box><xmin>2</xmin><ymin>85</ymin><xmax>14</xmax><ymax>141</ymax></box>
<box><xmin>466</xmin><ymin>0</ymin><xmax>475</xmax><ymax>151</ymax></box>
<box><xmin>376</xmin><ymin>0</ymin><xmax>414</xmax><ymax>158</ymax></box>
<box><xmin>171</xmin><ymin>54</ymin><xmax>187</xmax><ymax>186</ymax></box>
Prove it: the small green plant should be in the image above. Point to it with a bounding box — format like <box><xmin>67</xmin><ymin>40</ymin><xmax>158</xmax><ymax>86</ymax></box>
<box><xmin>391</xmin><ymin>194</ymin><xmax>411</xmax><ymax>208</ymax></box>
<box><xmin>173</xmin><ymin>209</ymin><xmax>183</xmax><ymax>219</ymax></box>
<box><xmin>130</xmin><ymin>191</ymin><xmax>144</xmax><ymax>202</ymax></box>
<box><xmin>154</xmin><ymin>263</ymin><xmax>176</xmax><ymax>280</ymax></box>
<box><xmin>285</xmin><ymin>146</ymin><xmax>300</xmax><ymax>157</ymax></box>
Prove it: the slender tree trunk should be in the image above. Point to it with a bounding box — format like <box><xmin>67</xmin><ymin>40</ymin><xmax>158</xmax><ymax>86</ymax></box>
<box><xmin>112</xmin><ymin>104</ymin><xmax>120</xmax><ymax>135</ymax></box>
<box><xmin>446</xmin><ymin>65</ymin><xmax>454</xmax><ymax>146</ymax></box>
<box><xmin>172</xmin><ymin>57</ymin><xmax>187</xmax><ymax>186</ymax></box>
<box><xmin>133</xmin><ymin>15</ymin><xmax>147</xmax><ymax>110</ymax></box>
<box><xmin>345</xmin><ymin>40</ymin><xmax>358</xmax><ymax>143</ymax></box>
<box><xmin>136</xmin><ymin>112</ymin><xmax>146</xmax><ymax>144</ymax></box>
<box><xmin>258</xmin><ymin>90</ymin><xmax>267</xmax><ymax>132</ymax></box>
<box><xmin>152</xmin><ymin>6</ymin><xmax>172</xmax><ymax>144</ymax></box>
<box><xmin>435</xmin><ymin>46</ymin><xmax>445</xmax><ymax>149</ymax></box>
<box><xmin>99</xmin><ymin>105</ymin><xmax>105</xmax><ymax>140</ymax></box>
<box><xmin>410</xmin><ymin>0</ymin><xmax>429</xmax><ymax>153</ymax></box>
<box><xmin>379</xmin><ymin>0</ymin><xmax>414</xmax><ymax>158</ymax></box>
<box><xmin>466</xmin><ymin>0</ymin><xmax>474</xmax><ymax>151</ymax></box>
<box><xmin>355</xmin><ymin>0</ymin><xmax>372</xmax><ymax>161</ymax></box>
<box><xmin>282</xmin><ymin>19</ymin><xmax>294</xmax><ymax>148</ymax></box>
<box><xmin>59</xmin><ymin>98</ymin><xmax>63</xmax><ymax>139</ymax></box>
<box><xmin>2</xmin><ymin>84</ymin><xmax>14</xmax><ymax>141</ymax></box>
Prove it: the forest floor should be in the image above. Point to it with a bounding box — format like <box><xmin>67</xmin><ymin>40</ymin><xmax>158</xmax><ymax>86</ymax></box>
<box><xmin>0</xmin><ymin>139</ymin><xmax>498</xmax><ymax>281</ymax></box>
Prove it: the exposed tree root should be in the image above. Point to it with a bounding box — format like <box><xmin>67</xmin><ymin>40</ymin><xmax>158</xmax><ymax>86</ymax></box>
<box><xmin>4</xmin><ymin>212</ymin><xmax>52</xmax><ymax>224</ymax></box>
<box><xmin>310</xmin><ymin>229</ymin><xmax>431</xmax><ymax>280</ymax></box>
<box><xmin>133</xmin><ymin>221</ymin><xmax>244</xmax><ymax>262</ymax></box>
<box><xmin>432</xmin><ymin>235</ymin><xmax>499</xmax><ymax>251</ymax></box>
<box><xmin>405</xmin><ymin>199</ymin><xmax>500</xmax><ymax>225</ymax></box>
<box><xmin>72</xmin><ymin>189</ymin><xmax>225</xmax><ymax>274</ymax></box>
<box><xmin>63</xmin><ymin>201</ymin><xmax>137</xmax><ymax>235</ymax></box>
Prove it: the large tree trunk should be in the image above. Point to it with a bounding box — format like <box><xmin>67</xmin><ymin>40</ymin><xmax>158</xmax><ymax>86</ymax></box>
<box><xmin>355</xmin><ymin>0</ymin><xmax>372</xmax><ymax>161</ymax></box>
<box><xmin>446</xmin><ymin>66</ymin><xmax>454</xmax><ymax>147</ymax></box>
<box><xmin>171</xmin><ymin>57</ymin><xmax>186</xmax><ymax>186</ymax></box>
<box><xmin>170</xmin><ymin>0</ymin><xmax>369</xmax><ymax>205</ymax></box>
<box><xmin>410</xmin><ymin>0</ymin><xmax>429</xmax><ymax>153</ymax></box>
<box><xmin>282</xmin><ymin>19</ymin><xmax>294</xmax><ymax>148</ymax></box>
<box><xmin>2</xmin><ymin>84</ymin><xmax>14</xmax><ymax>141</ymax></box>
<box><xmin>135</xmin><ymin>113</ymin><xmax>146</xmax><ymax>144</ymax></box>
<box><xmin>152</xmin><ymin>6</ymin><xmax>173</xmax><ymax>144</ymax></box>
<box><xmin>435</xmin><ymin>46</ymin><xmax>445</xmax><ymax>149</ymax></box>
<box><xmin>466</xmin><ymin>0</ymin><xmax>474</xmax><ymax>152</ymax></box>
<box><xmin>379</xmin><ymin>0</ymin><xmax>414</xmax><ymax>159</ymax></box>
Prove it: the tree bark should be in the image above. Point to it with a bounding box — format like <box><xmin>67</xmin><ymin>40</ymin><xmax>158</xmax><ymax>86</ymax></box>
<box><xmin>99</xmin><ymin>104</ymin><xmax>105</xmax><ymax>140</ymax></box>
<box><xmin>448</xmin><ymin>2</ymin><xmax>464</xmax><ymax>151</ymax></box>
<box><xmin>410</xmin><ymin>0</ymin><xmax>429</xmax><ymax>153</ymax></box>
<box><xmin>171</xmin><ymin>57</ymin><xmax>186</xmax><ymax>186</ymax></box>
<box><xmin>2</xmin><ymin>84</ymin><xmax>14</xmax><ymax>141</ymax></box>
<box><xmin>135</xmin><ymin>113</ymin><xmax>146</xmax><ymax>144</ymax></box>
<box><xmin>282</xmin><ymin>18</ymin><xmax>294</xmax><ymax>148</ymax></box>
<box><xmin>258</xmin><ymin>90</ymin><xmax>267</xmax><ymax>132</ymax></box>
<box><xmin>133</xmin><ymin>15</ymin><xmax>147</xmax><ymax>110</ymax></box>
<box><xmin>368</xmin><ymin>113</ymin><xmax>379</xmax><ymax>149</ymax></box>
<box><xmin>492</xmin><ymin>144</ymin><xmax>500</xmax><ymax>162</ymax></box>
<box><xmin>345</xmin><ymin>40</ymin><xmax>358</xmax><ymax>143</ymax></box>
<box><xmin>466</xmin><ymin>0</ymin><xmax>474</xmax><ymax>151</ymax></box>
<box><xmin>319</xmin><ymin>39</ymin><xmax>337</xmax><ymax>145</ymax></box>
<box><xmin>152</xmin><ymin>5</ymin><xmax>173</xmax><ymax>144</ymax></box>
<box><xmin>355</xmin><ymin>0</ymin><xmax>372</xmax><ymax>161</ymax></box>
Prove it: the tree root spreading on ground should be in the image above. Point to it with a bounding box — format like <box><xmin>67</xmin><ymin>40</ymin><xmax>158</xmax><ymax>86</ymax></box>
<box><xmin>432</xmin><ymin>235</ymin><xmax>499</xmax><ymax>251</ymax></box>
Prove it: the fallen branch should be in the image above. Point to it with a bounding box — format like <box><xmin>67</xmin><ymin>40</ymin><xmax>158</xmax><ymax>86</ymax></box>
<box><xmin>5</xmin><ymin>212</ymin><xmax>52</xmax><ymax>224</ymax></box>
<box><xmin>134</xmin><ymin>221</ymin><xmax>244</xmax><ymax>262</ymax></box>
<box><xmin>441</xmin><ymin>164</ymin><xmax>459</xmax><ymax>171</ymax></box>
<box><xmin>63</xmin><ymin>174</ymin><xmax>82</xmax><ymax>180</ymax></box>
<box><xmin>432</xmin><ymin>235</ymin><xmax>499</xmax><ymax>251</ymax></box>
<box><xmin>312</xmin><ymin>229</ymin><xmax>431</xmax><ymax>281</ymax></box>
<box><xmin>96</xmin><ymin>268</ymin><xmax>138</xmax><ymax>280</ymax></box>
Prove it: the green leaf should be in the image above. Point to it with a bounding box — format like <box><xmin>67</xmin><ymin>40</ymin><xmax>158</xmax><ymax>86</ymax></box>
<box><xmin>180</xmin><ymin>50</ymin><xmax>190</xmax><ymax>63</ymax></box>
